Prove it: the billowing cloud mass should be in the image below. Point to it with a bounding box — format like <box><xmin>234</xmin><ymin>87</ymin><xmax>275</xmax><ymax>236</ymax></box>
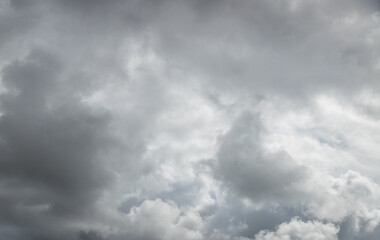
<box><xmin>1</xmin><ymin>0</ymin><xmax>380</xmax><ymax>239</ymax></box>
<box><xmin>254</xmin><ymin>217</ymin><xmax>340</xmax><ymax>240</ymax></box>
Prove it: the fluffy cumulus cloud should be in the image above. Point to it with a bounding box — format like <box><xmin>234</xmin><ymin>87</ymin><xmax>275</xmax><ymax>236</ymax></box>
<box><xmin>124</xmin><ymin>199</ymin><xmax>203</xmax><ymax>240</ymax></box>
<box><xmin>254</xmin><ymin>217</ymin><xmax>339</xmax><ymax>240</ymax></box>
<box><xmin>1</xmin><ymin>0</ymin><xmax>380</xmax><ymax>239</ymax></box>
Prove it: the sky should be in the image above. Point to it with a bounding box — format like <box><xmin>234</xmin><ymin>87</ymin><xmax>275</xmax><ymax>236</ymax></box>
<box><xmin>1</xmin><ymin>0</ymin><xmax>380</xmax><ymax>239</ymax></box>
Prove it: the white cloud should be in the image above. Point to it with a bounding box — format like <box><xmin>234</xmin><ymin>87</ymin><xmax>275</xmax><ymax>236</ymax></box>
<box><xmin>125</xmin><ymin>199</ymin><xmax>203</xmax><ymax>240</ymax></box>
<box><xmin>255</xmin><ymin>217</ymin><xmax>339</xmax><ymax>240</ymax></box>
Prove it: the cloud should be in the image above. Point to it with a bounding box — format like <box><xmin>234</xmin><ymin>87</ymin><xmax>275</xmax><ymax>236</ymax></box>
<box><xmin>1</xmin><ymin>0</ymin><xmax>380</xmax><ymax>239</ymax></box>
<box><xmin>214</xmin><ymin>111</ymin><xmax>307</xmax><ymax>201</ymax></box>
<box><xmin>213</xmin><ymin>110</ymin><xmax>380</xmax><ymax>237</ymax></box>
<box><xmin>254</xmin><ymin>217</ymin><xmax>339</xmax><ymax>240</ymax></box>
<box><xmin>0</xmin><ymin>48</ymin><xmax>116</xmax><ymax>239</ymax></box>
<box><xmin>0</xmin><ymin>40</ymin><xmax>168</xmax><ymax>239</ymax></box>
<box><xmin>123</xmin><ymin>199</ymin><xmax>203</xmax><ymax>240</ymax></box>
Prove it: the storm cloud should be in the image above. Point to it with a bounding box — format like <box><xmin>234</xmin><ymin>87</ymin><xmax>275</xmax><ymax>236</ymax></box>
<box><xmin>1</xmin><ymin>0</ymin><xmax>380</xmax><ymax>239</ymax></box>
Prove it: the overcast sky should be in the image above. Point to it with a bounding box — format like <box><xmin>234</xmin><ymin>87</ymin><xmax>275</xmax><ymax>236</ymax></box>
<box><xmin>1</xmin><ymin>0</ymin><xmax>380</xmax><ymax>239</ymax></box>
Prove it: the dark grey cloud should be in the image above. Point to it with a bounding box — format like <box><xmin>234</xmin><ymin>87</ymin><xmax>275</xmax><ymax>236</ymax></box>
<box><xmin>0</xmin><ymin>1</ymin><xmax>175</xmax><ymax>238</ymax></box>
<box><xmin>144</xmin><ymin>0</ymin><xmax>380</xmax><ymax>104</ymax></box>
<box><xmin>0</xmin><ymin>48</ymin><xmax>114</xmax><ymax>239</ymax></box>
<box><xmin>79</xmin><ymin>230</ymin><xmax>105</xmax><ymax>240</ymax></box>
<box><xmin>214</xmin><ymin>112</ymin><xmax>307</xmax><ymax>201</ymax></box>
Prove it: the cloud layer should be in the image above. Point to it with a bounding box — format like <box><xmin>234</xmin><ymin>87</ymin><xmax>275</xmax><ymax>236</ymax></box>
<box><xmin>1</xmin><ymin>0</ymin><xmax>380</xmax><ymax>239</ymax></box>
